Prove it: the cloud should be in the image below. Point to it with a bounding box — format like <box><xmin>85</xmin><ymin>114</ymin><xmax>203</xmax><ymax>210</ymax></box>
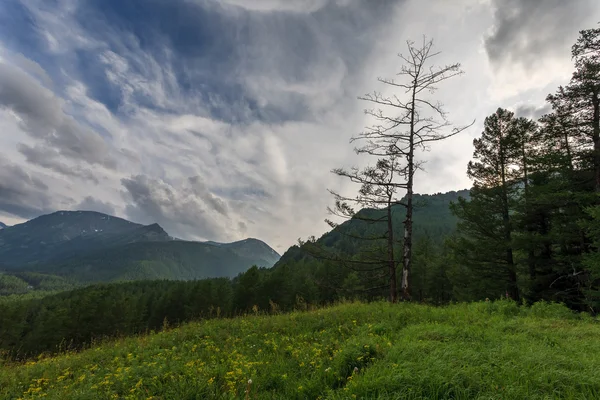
<box><xmin>77</xmin><ymin>196</ymin><xmax>116</xmax><ymax>215</ymax></box>
<box><xmin>121</xmin><ymin>175</ymin><xmax>237</xmax><ymax>241</ymax></box>
<box><xmin>514</xmin><ymin>103</ymin><xmax>552</xmax><ymax>119</ymax></box>
<box><xmin>12</xmin><ymin>53</ymin><xmax>53</xmax><ymax>87</ymax></box>
<box><xmin>0</xmin><ymin>161</ymin><xmax>61</xmax><ymax>219</ymax></box>
<box><xmin>484</xmin><ymin>0</ymin><xmax>598</xmax><ymax>70</ymax></box>
<box><xmin>220</xmin><ymin>0</ymin><xmax>328</xmax><ymax>13</ymax></box>
<box><xmin>0</xmin><ymin>62</ymin><xmax>115</xmax><ymax>169</ymax></box>
<box><xmin>17</xmin><ymin>143</ymin><xmax>100</xmax><ymax>184</ymax></box>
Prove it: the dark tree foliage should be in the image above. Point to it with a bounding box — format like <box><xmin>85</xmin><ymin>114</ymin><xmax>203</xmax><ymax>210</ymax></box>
<box><xmin>450</xmin><ymin>108</ymin><xmax>524</xmax><ymax>300</ymax></box>
<box><xmin>450</xmin><ymin>24</ymin><xmax>600</xmax><ymax>311</ymax></box>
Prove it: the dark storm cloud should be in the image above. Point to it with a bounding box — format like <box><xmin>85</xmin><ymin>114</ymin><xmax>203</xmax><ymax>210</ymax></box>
<box><xmin>484</xmin><ymin>0</ymin><xmax>597</xmax><ymax>69</ymax></box>
<box><xmin>0</xmin><ymin>63</ymin><xmax>115</xmax><ymax>169</ymax></box>
<box><xmin>0</xmin><ymin>162</ymin><xmax>57</xmax><ymax>219</ymax></box>
<box><xmin>38</xmin><ymin>0</ymin><xmax>402</xmax><ymax>123</ymax></box>
<box><xmin>18</xmin><ymin>144</ymin><xmax>100</xmax><ymax>184</ymax></box>
<box><xmin>121</xmin><ymin>175</ymin><xmax>232</xmax><ymax>240</ymax></box>
<box><xmin>77</xmin><ymin>196</ymin><xmax>117</xmax><ymax>216</ymax></box>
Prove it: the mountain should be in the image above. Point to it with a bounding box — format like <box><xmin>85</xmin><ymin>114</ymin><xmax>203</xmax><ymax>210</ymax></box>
<box><xmin>32</xmin><ymin>240</ymin><xmax>279</xmax><ymax>283</ymax></box>
<box><xmin>0</xmin><ymin>222</ymin><xmax>6</xmax><ymax>229</ymax></box>
<box><xmin>204</xmin><ymin>238</ymin><xmax>280</xmax><ymax>267</ymax></box>
<box><xmin>0</xmin><ymin>211</ymin><xmax>170</xmax><ymax>267</ymax></box>
<box><xmin>274</xmin><ymin>189</ymin><xmax>469</xmax><ymax>268</ymax></box>
<box><xmin>0</xmin><ymin>210</ymin><xmax>280</xmax><ymax>284</ymax></box>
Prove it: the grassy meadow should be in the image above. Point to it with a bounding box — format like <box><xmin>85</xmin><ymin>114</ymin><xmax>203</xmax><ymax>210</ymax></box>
<box><xmin>1</xmin><ymin>300</ymin><xmax>600</xmax><ymax>399</ymax></box>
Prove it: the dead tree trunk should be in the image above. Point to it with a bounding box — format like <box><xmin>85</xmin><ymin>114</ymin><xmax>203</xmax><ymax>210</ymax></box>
<box><xmin>327</xmin><ymin>37</ymin><xmax>473</xmax><ymax>303</ymax></box>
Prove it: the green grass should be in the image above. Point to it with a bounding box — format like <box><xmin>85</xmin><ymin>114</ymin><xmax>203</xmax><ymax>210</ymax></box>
<box><xmin>1</xmin><ymin>300</ymin><xmax>599</xmax><ymax>399</ymax></box>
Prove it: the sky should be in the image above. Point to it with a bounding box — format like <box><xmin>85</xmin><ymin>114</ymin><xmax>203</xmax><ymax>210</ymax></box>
<box><xmin>0</xmin><ymin>0</ymin><xmax>599</xmax><ymax>251</ymax></box>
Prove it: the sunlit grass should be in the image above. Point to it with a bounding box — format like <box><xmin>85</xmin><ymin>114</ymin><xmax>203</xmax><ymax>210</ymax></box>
<box><xmin>1</xmin><ymin>300</ymin><xmax>599</xmax><ymax>399</ymax></box>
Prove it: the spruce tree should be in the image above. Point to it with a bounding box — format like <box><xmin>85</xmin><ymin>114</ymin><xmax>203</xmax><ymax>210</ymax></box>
<box><xmin>450</xmin><ymin>108</ymin><xmax>522</xmax><ymax>300</ymax></box>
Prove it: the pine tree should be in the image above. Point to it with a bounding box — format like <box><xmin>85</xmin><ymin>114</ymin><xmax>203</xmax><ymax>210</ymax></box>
<box><xmin>450</xmin><ymin>108</ymin><xmax>522</xmax><ymax>300</ymax></box>
<box><xmin>557</xmin><ymin>26</ymin><xmax>600</xmax><ymax>190</ymax></box>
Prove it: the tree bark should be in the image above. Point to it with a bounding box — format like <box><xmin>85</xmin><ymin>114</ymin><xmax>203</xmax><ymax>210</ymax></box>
<box><xmin>592</xmin><ymin>89</ymin><xmax>600</xmax><ymax>192</ymax></box>
<box><xmin>386</xmin><ymin>202</ymin><xmax>397</xmax><ymax>303</ymax></box>
<box><xmin>402</xmin><ymin>186</ymin><xmax>412</xmax><ymax>301</ymax></box>
<box><xmin>499</xmin><ymin>118</ymin><xmax>518</xmax><ymax>300</ymax></box>
<box><xmin>522</xmin><ymin>140</ymin><xmax>536</xmax><ymax>281</ymax></box>
<box><xmin>401</xmin><ymin>83</ymin><xmax>417</xmax><ymax>301</ymax></box>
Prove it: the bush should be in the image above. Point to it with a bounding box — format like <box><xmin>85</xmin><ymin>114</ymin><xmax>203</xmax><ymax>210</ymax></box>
<box><xmin>529</xmin><ymin>301</ymin><xmax>577</xmax><ymax>319</ymax></box>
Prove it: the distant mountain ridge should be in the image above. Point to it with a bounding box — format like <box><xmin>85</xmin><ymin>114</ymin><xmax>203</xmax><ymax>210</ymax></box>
<box><xmin>0</xmin><ymin>222</ymin><xmax>6</xmax><ymax>229</ymax></box>
<box><xmin>204</xmin><ymin>238</ymin><xmax>280</xmax><ymax>266</ymax></box>
<box><xmin>0</xmin><ymin>210</ymin><xmax>280</xmax><ymax>284</ymax></box>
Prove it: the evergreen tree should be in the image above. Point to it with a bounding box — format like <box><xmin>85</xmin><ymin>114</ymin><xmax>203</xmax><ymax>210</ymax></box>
<box><xmin>555</xmin><ymin>26</ymin><xmax>600</xmax><ymax>190</ymax></box>
<box><xmin>450</xmin><ymin>108</ymin><xmax>522</xmax><ymax>300</ymax></box>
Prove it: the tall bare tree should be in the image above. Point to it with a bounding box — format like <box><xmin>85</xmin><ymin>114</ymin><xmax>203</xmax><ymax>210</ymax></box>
<box><xmin>330</xmin><ymin>37</ymin><xmax>473</xmax><ymax>301</ymax></box>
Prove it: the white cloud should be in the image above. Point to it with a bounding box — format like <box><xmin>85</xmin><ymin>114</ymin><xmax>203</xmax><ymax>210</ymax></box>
<box><xmin>220</xmin><ymin>0</ymin><xmax>328</xmax><ymax>13</ymax></box>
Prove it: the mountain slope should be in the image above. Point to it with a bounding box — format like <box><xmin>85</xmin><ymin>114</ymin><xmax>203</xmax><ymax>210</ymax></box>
<box><xmin>0</xmin><ymin>222</ymin><xmax>7</xmax><ymax>230</ymax></box>
<box><xmin>33</xmin><ymin>240</ymin><xmax>278</xmax><ymax>283</ymax></box>
<box><xmin>205</xmin><ymin>238</ymin><xmax>280</xmax><ymax>267</ymax></box>
<box><xmin>0</xmin><ymin>271</ymin><xmax>74</xmax><ymax>295</ymax></box>
<box><xmin>275</xmin><ymin>189</ymin><xmax>469</xmax><ymax>268</ymax></box>
<box><xmin>0</xmin><ymin>211</ymin><xmax>171</xmax><ymax>267</ymax></box>
<box><xmin>0</xmin><ymin>210</ymin><xmax>280</xmax><ymax>284</ymax></box>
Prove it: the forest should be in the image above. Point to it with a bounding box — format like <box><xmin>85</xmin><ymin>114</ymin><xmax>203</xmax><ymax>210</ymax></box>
<box><xmin>0</xmin><ymin>25</ymin><xmax>599</xmax><ymax>365</ymax></box>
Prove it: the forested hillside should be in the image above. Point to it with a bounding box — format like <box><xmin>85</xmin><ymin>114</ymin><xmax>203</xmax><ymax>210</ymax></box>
<box><xmin>270</xmin><ymin>24</ymin><xmax>600</xmax><ymax>312</ymax></box>
<box><xmin>274</xmin><ymin>189</ymin><xmax>469</xmax><ymax>303</ymax></box>
<box><xmin>0</xmin><ymin>272</ymin><xmax>73</xmax><ymax>296</ymax></box>
<box><xmin>32</xmin><ymin>239</ymin><xmax>279</xmax><ymax>283</ymax></box>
